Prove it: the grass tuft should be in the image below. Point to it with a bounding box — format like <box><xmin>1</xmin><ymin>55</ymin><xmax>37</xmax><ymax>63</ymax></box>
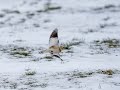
<box><xmin>94</xmin><ymin>38</ymin><xmax>120</xmax><ymax>48</ymax></box>
<box><xmin>71</xmin><ymin>71</ymin><xmax>94</xmax><ymax>78</ymax></box>
<box><xmin>25</xmin><ymin>69</ymin><xmax>36</xmax><ymax>76</ymax></box>
<box><xmin>61</xmin><ymin>39</ymin><xmax>85</xmax><ymax>50</ymax></box>
<box><xmin>44</xmin><ymin>0</ymin><xmax>61</xmax><ymax>12</ymax></box>
<box><xmin>42</xmin><ymin>56</ymin><xmax>53</xmax><ymax>59</ymax></box>
<box><xmin>10</xmin><ymin>51</ymin><xmax>30</xmax><ymax>57</ymax></box>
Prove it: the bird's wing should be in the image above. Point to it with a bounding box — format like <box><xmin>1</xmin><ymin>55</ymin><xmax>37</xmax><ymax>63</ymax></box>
<box><xmin>49</xmin><ymin>28</ymin><xmax>59</xmax><ymax>47</ymax></box>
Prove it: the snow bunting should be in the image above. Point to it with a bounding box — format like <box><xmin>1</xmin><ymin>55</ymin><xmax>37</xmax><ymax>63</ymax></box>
<box><xmin>49</xmin><ymin>28</ymin><xmax>63</xmax><ymax>61</ymax></box>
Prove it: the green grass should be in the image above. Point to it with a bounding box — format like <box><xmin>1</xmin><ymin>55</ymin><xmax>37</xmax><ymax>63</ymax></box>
<box><xmin>45</xmin><ymin>6</ymin><xmax>61</xmax><ymax>11</ymax></box>
<box><xmin>44</xmin><ymin>56</ymin><xmax>53</xmax><ymax>59</ymax></box>
<box><xmin>94</xmin><ymin>38</ymin><xmax>120</xmax><ymax>48</ymax></box>
<box><xmin>0</xmin><ymin>45</ymin><xmax>32</xmax><ymax>58</ymax></box>
<box><xmin>25</xmin><ymin>71</ymin><xmax>36</xmax><ymax>76</ymax></box>
<box><xmin>71</xmin><ymin>72</ymin><xmax>93</xmax><ymax>78</ymax></box>
<box><xmin>10</xmin><ymin>46</ymin><xmax>32</xmax><ymax>58</ymax></box>
<box><xmin>40</xmin><ymin>56</ymin><xmax>54</xmax><ymax>61</ymax></box>
<box><xmin>61</xmin><ymin>39</ymin><xmax>85</xmax><ymax>50</ymax></box>
<box><xmin>10</xmin><ymin>51</ymin><xmax>30</xmax><ymax>57</ymax></box>
<box><xmin>44</xmin><ymin>0</ymin><xmax>61</xmax><ymax>12</ymax></box>
<box><xmin>70</xmin><ymin>70</ymin><xmax>94</xmax><ymax>78</ymax></box>
<box><xmin>70</xmin><ymin>69</ymin><xmax>119</xmax><ymax>79</ymax></box>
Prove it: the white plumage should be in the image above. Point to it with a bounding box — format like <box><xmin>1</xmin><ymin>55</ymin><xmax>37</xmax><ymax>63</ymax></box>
<box><xmin>49</xmin><ymin>29</ymin><xmax>60</xmax><ymax>53</ymax></box>
<box><xmin>49</xmin><ymin>38</ymin><xmax>59</xmax><ymax>47</ymax></box>
<box><xmin>48</xmin><ymin>28</ymin><xmax>63</xmax><ymax>61</ymax></box>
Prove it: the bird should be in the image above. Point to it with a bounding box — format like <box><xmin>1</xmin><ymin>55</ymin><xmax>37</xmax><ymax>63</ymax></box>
<box><xmin>49</xmin><ymin>28</ymin><xmax>63</xmax><ymax>61</ymax></box>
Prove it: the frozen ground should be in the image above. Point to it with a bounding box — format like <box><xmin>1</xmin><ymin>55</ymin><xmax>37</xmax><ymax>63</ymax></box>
<box><xmin>0</xmin><ymin>0</ymin><xmax>120</xmax><ymax>90</ymax></box>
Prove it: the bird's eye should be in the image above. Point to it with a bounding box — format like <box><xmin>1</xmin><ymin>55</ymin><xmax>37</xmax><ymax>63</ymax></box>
<box><xmin>50</xmin><ymin>51</ymin><xmax>53</xmax><ymax>54</ymax></box>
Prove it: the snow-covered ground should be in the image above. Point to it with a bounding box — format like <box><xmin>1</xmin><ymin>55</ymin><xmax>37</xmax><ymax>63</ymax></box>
<box><xmin>0</xmin><ymin>0</ymin><xmax>120</xmax><ymax>90</ymax></box>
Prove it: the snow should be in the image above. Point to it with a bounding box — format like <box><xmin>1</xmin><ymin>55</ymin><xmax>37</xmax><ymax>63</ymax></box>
<box><xmin>0</xmin><ymin>0</ymin><xmax>120</xmax><ymax>90</ymax></box>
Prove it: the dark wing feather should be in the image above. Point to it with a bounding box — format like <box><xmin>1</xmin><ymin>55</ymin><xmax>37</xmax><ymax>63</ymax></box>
<box><xmin>50</xmin><ymin>28</ymin><xmax>58</xmax><ymax>38</ymax></box>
